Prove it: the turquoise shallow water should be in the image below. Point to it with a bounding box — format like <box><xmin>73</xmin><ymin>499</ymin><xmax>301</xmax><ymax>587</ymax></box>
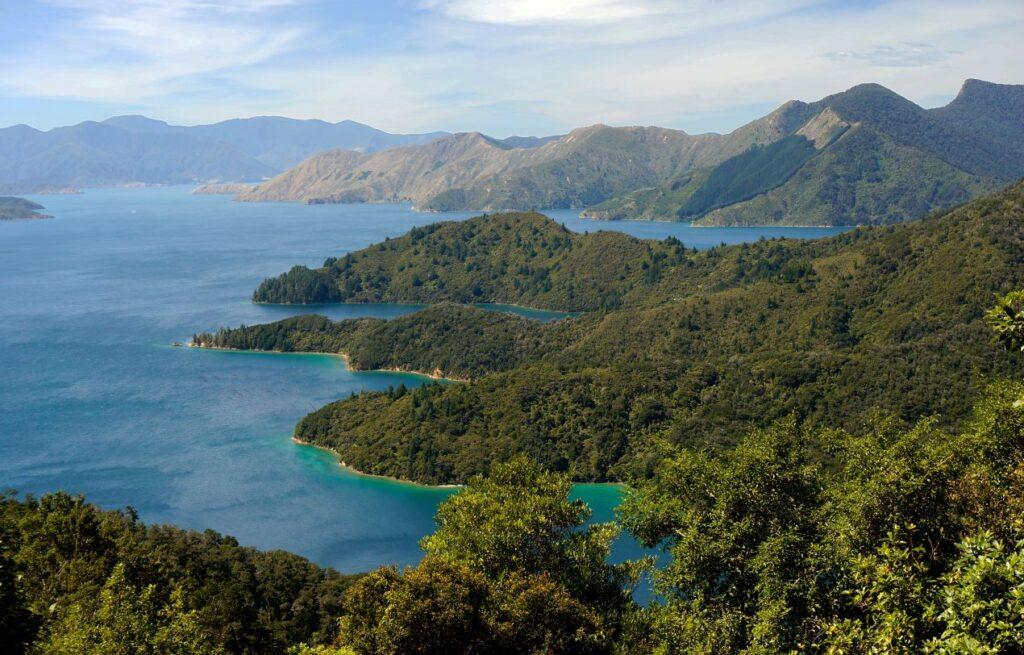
<box><xmin>0</xmin><ymin>186</ymin><xmax>847</xmax><ymax>573</ymax></box>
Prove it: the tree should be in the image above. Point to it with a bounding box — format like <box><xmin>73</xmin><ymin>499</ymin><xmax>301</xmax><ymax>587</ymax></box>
<box><xmin>621</xmin><ymin>420</ymin><xmax>823</xmax><ymax>654</ymax></box>
<box><xmin>338</xmin><ymin>457</ymin><xmax>636</xmax><ymax>654</ymax></box>
<box><xmin>986</xmin><ymin>291</ymin><xmax>1024</xmax><ymax>353</ymax></box>
<box><xmin>927</xmin><ymin>533</ymin><xmax>1024</xmax><ymax>655</ymax></box>
<box><xmin>0</xmin><ymin>525</ymin><xmax>36</xmax><ymax>655</ymax></box>
<box><xmin>36</xmin><ymin>563</ymin><xmax>224</xmax><ymax>655</ymax></box>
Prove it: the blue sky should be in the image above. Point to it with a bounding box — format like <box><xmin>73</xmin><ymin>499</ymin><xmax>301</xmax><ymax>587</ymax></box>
<box><xmin>1</xmin><ymin>0</ymin><xmax>1022</xmax><ymax>136</ymax></box>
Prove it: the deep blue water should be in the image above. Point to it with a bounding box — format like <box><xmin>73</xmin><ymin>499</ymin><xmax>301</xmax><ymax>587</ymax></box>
<box><xmin>0</xmin><ymin>186</ymin><xmax>847</xmax><ymax>573</ymax></box>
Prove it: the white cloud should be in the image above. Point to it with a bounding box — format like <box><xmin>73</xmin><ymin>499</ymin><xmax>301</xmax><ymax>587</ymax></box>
<box><xmin>421</xmin><ymin>0</ymin><xmax>662</xmax><ymax>24</ymax></box>
<box><xmin>2</xmin><ymin>0</ymin><xmax>1023</xmax><ymax>135</ymax></box>
<box><xmin>0</xmin><ymin>0</ymin><xmax>307</xmax><ymax>101</ymax></box>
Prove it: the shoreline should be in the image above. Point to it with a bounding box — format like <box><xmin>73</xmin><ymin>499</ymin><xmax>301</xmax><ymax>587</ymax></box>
<box><xmin>252</xmin><ymin>299</ymin><xmax>573</xmax><ymax>317</ymax></box>
<box><xmin>291</xmin><ymin>436</ymin><xmax>464</xmax><ymax>489</ymax></box>
<box><xmin>186</xmin><ymin>343</ymin><xmax>466</xmax><ymax>382</ymax></box>
<box><xmin>292</xmin><ymin>437</ymin><xmax>626</xmax><ymax>491</ymax></box>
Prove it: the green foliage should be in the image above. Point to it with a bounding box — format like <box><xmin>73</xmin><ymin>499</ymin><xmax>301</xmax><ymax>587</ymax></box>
<box><xmin>621</xmin><ymin>379</ymin><xmax>1024</xmax><ymax>654</ymax></box>
<box><xmin>337</xmin><ymin>458</ymin><xmax>635</xmax><ymax>654</ymax></box>
<box><xmin>0</xmin><ymin>522</ymin><xmax>36</xmax><ymax>655</ymax></box>
<box><xmin>194</xmin><ymin>304</ymin><xmax>545</xmax><ymax>380</ymax></box>
<box><xmin>928</xmin><ymin>533</ymin><xmax>1024</xmax><ymax>654</ymax></box>
<box><xmin>986</xmin><ymin>290</ymin><xmax>1024</xmax><ymax>353</ymax></box>
<box><xmin>621</xmin><ymin>420</ymin><xmax>824</xmax><ymax>654</ymax></box>
<box><xmin>1</xmin><ymin>492</ymin><xmax>358</xmax><ymax>655</ymax></box>
<box><xmin>253</xmin><ymin>265</ymin><xmax>342</xmax><ymax>304</ymax></box>
<box><xmin>253</xmin><ymin>212</ymin><xmax>692</xmax><ymax>312</ymax></box>
<box><xmin>818</xmin><ymin>527</ymin><xmax>932</xmax><ymax>654</ymax></box>
<box><xmin>678</xmin><ymin>135</ymin><xmax>818</xmax><ymax>218</ymax></box>
<box><xmin>36</xmin><ymin>564</ymin><xmax>225</xmax><ymax>655</ymax></box>
<box><xmin>276</xmin><ymin>181</ymin><xmax>1024</xmax><ymax>484</ymax></box>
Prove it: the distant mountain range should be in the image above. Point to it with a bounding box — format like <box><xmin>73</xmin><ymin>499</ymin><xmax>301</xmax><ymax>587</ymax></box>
<box><xmin>242</xmin><ymin>79</ymin><xmax>1024</xmax><ymax>226</ymax></box>
<box><xmin>0</xmin><ymin>116</ymin><xmax>448</xmax><ymax>194</ymax></box>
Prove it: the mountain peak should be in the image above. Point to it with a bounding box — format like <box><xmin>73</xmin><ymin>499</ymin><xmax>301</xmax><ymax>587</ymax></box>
<box><xmin>948</xmin><ymin>78</ymin><xmax>1024</xmax><ymax>105</ymax></box>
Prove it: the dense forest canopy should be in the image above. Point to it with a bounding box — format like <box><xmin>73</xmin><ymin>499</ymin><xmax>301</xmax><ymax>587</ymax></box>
<box><xmin>211</xmin><ymin>180</ymin><xmax>1024</xmax><ymax>484</ymax></box>
<box><xmin>0</xmin><ymin>492</ymin><xmax>358</xmax><ymax>655</ymax></box>
<box><xmin>5</xmin><ymin>374</ymin><xmax>1023</xmax><ymax>654</ymax></box>
<box><xmin>7</xmin><ymin>180</ymin><xmax>1024</xmax><ymax>653</ymax></box>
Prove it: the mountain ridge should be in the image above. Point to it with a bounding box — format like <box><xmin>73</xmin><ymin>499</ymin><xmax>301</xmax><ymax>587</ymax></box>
<box><xmin>241</xmin><ymin>79</ymin><xmax>1024</xmax><ymax>226</ymax></box>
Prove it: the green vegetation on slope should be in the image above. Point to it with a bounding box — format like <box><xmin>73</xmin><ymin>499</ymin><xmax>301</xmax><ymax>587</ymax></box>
<box><xmin>585</xmin><ymin>134</ymin><xmax>821</xmax><ymax>222</ymax></box>
<box><xmin>695</xmin><ymin>125</ymin><xmax>998</xmax><ymax>226</ymax></box>
<box><xmin>335</xmin><ymin>378</ymin><xmax>1024</xmax><ymax>653</ymax></box>
<box><xmin>259</xmin><ymin>181</ymin><xmax>1024</xmax><ymax>484</ymax></box>
<box><xmin>253</xmin><ymin>212</ymin><xmax>695</xmax><ymax>312</ymax></box>
<box><xmin>335</xmin><ymin>457</ymin><xmax>636</xmax><ymax>655</ymax></box>
<box><xmin>586</xmin><ymin>81</ymin><xmax>1024</xmax><ymax>225</ymax></box>
<box><xmin>580</xmin><ymin>169</ymin><xmax>711</xmax><ymax>221</ymax></box>
<box><xmin>619</xmin><ymin>378</ymin><xmax>1024</xmax><ymax>654</ymax></box>
<box><xmin>0</xmin><ymin>196</ymin><xmax>48</xmax><ymax>220</ymax></box>
<box><xmin>5</xmin><ymin>371</ymin><xmax>1023</xmax><ymax>653</ymax></box>
<box><xmin>193</xmin><ymin>304</ymin><xmax>546</xmax><ymax>380</ymax></box>
<box><xmin>677</xmin><ymin>134</ymin><xmax>818</xmax><ymax>217</ymax></box>
<box><xmin>0</xmin><ymin>492</ymin><xmax>357</xmax><ymax>655</ymax></box>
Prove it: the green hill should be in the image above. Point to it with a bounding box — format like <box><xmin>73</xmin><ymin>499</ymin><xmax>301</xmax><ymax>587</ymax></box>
<box><xmin>193</xmin><ymin>304</ymin><xmax>544</xmax><ymax>381</ymax></box>
<box><xmin>930</xmin><ymin>78</ymin><xmax>1024</xmax><ymax>158</ymax></box>
<box><xmin>225</xmin><ymin>181</ymin><xmax>1024</xmax><ymax>484</ymax></box>
<box><xmin>252</xmin><ymin>212</ymin><xmax>693</xmax><ymax>312</ymax></box>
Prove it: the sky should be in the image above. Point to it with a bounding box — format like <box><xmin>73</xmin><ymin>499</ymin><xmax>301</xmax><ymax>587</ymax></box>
<box><xmin>0</xmin><ymin>0</ymin><xmax>1022</xmax><ymax>137</ymax></box>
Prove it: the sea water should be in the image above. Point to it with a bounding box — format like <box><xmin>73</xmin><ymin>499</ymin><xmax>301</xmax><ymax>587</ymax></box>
<box><xmin>0</xmin><ymin>186</ymin><xmax>847</xmax><ymax>572</ymax></box>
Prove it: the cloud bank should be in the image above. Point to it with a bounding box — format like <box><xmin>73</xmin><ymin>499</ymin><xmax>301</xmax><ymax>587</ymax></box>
<box><xmin>0</xmin><ymin>0</ymin><xmax>1021</xmax><ymax>135</ymax></box>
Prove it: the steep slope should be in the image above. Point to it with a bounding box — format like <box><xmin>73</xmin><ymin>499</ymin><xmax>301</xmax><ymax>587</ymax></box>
<box><xmin>591</xmin><ymin>80</ymin><xmax>1024</xmax><ymax>225</ymax></box>
<box><xmin>220</xmin><ymin>182</ymin><xmax>1024</xmax><ymax>483</ymax></box>
<box><xmin>243</xmin><ymin>79</ymin><xmax>1024</xmax><ymax>225</ymax></box>
<box><xmin>240</xmin><ymin>132</ymin><xmax>518</xmax><ymax>205</ymax></box>
<box><xmin>694</xmin><ymin>123</ymin><xmax>998</xmax><ymax>226</ymax></box>
<box><xmin>422</xmin><ymin>125</ymin><xmax>730</xmax><ymax>211</ymax></box>
<box><xmin>931</xmin><ymin>78</ymin><xmax>1024</xmax><ymax>158</ymax></box>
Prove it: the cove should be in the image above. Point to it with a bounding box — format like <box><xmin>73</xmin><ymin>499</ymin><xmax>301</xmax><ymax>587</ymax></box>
<box><xmin>0</xmin><ymin>186</ymin><xmax>848</xmax><ymax>574</ymax></box>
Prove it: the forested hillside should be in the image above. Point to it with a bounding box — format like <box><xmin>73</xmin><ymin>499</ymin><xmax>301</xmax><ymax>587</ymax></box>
<box><xmin>252</xmin><ymin>212</ymin><xmax>692</xmax><ymax>312</ymax></box>
<box><xmin>193</xmin><ymin>305</ymin><xmax>545</xmax><ymax>380</ymax></box>
<box><xmin>217</xmin><ymin>181</ymin><xmax>1024</xmax><ymax>484</ymax></box>
<box><xmin>0</xmin><ymin>492</ymin><xmax>357</xmax><ymax>655</ymax></box>
<box><xmin>7</xmin><ymin>378</ymin><xmax>1023</xmax><ymax>654</ymax></box>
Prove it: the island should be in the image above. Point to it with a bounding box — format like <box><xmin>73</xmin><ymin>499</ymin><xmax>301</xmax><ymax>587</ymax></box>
<box><xmin>194</xmin><ymin>180</ymin><xmax>1024</xmax><ymax>485</ymax></box>
<box><xmin>0</xmin><ymin>196</ymin><xmax>50</xmax><ymax>220</ymax></box>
